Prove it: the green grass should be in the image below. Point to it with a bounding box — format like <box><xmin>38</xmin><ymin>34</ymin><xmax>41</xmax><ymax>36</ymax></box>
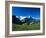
<box><xmin>12</xmin><ymin>22</ymin><xmax>40</xmax><ymax>31</ymax></box>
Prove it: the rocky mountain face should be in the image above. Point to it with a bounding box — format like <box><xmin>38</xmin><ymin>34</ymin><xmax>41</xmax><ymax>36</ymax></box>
<box><xmin>12</xmin><ymin>16</ymin><xmax>40</xmax><ymax>25</ymax></box>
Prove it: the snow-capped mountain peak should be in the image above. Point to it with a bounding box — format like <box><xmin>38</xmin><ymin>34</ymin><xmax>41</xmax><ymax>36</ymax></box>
<box><xmin>16</xmin><ymin>16</ymin><xmax>30</xmax><ymax>20</ymax></box>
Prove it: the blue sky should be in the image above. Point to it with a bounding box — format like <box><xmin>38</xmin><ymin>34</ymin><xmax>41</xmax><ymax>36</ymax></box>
<box><xmin>12</xmin><ymin>7</ymin><xmax>40</xmax><ymax>19</ymax></box>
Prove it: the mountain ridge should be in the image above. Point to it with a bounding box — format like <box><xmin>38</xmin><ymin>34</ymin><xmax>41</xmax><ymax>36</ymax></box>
<box><xmin>12</xmin><ymin>16</ymin><xmax>40</xmax><ymax>25</ymax></box>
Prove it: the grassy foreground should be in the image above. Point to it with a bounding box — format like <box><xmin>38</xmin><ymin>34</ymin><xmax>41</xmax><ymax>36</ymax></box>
<box><xmin>12</xmin><ymin>22</ymin><xmax>40</xmax><ymax>31</ymax></box>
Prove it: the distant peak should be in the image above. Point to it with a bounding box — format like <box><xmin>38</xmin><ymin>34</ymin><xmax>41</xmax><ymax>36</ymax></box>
<box><xmin>32</xmin><ymin>17</ymin><xmax>40</xmax><ymax>20</ymax></box>
<box><xmin>16</xmin><ymin>16</ymin><xmax>31</xmax><ymax>20</ymax></box>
